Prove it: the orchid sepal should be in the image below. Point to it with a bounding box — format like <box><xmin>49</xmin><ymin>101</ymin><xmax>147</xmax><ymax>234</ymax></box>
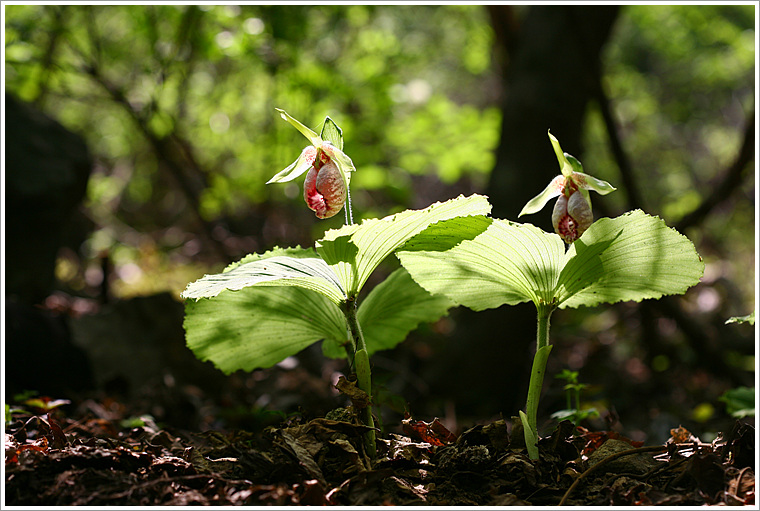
<box><xmin>549</xmin><ymin>130</ymin><xmax>575</xmax><ymax>177</ymax></box>
<box><xmin>276</xmin><ymin>108</ymin><xmax>321</xmax><ymax>147</ymax></box>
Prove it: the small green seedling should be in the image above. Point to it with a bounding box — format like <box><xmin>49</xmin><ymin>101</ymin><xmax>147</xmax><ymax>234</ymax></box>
<box><xmin>550</xmin><ymin>369</ymin><xmax>599</xmax><ymax>426</ymax></box>
<box><xmin>397</xmin><ymin>131</ymin><xmax>704</xmax><ymax>460</ymax></box>
<box><xmin>182</xmin><ymin>110</ymin><xmax>491</xmax><ymax>456</ymax></box>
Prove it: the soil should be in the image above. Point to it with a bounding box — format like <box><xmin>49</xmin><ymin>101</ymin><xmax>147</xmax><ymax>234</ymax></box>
<box><xmin>5</xmin><ymin>394</ymin><xmax>755</xmax><ymax>506</ymax></box>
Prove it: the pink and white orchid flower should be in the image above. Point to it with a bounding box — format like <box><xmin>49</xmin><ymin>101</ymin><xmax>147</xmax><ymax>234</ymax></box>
<box><xmin>268</xmin><ymin>109</ymin><xmax>355</xmax><ymax>220</ymax></box>
<box><xmin>519</xmin><ymin>131</ymin><xmax>616</xmax><ymax>243</ymax></box>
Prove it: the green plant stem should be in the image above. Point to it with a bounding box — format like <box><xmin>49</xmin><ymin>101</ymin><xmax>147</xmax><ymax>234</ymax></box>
<box><xmin>523</xmin><ymin>305</ymin><xmax>555</xmax><ymax>460</ymax></box>
<box><xmin>343</xmin><ymin>297</ymin><xmax>376</xmax><ymax>458</ymax></box>
<box><xmin>537</xmin><ymin>305</ymin><xmax>552</xmax><ymax>350</ymax></box>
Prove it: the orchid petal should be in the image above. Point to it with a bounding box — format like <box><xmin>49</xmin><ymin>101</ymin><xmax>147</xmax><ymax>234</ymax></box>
<box><xmin>518</xmin><ymin>174</ymin><xmax>565</xmax><ymax>217</ymax></box>
<box><xmin>267</xmin><ymin>145</ymin><xmax>317</xmax><ymax>184</ymax></box>
<box><xmin>322</xmin><ymin>142</ymin><xmax>355</xmax><ymax>188</ymax></box>
<box><xmin>571</xmin><ymin>171</ymin><xmax>617</xmax><ymax>195</ymax></box>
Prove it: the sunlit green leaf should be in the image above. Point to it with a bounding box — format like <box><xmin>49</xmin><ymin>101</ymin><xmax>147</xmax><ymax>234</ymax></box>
<box><xmin>725</xmin><ymin>312</ymin><xmax>755</xmax><ymax>325</ymax></box>
<box><xmin>181</xmin><ymin>247</ymin><xmax>347</xmax><ymax>304</ymax></box>
<box><xmin>317</xmin><ymin>194</ymin><xmax>492</xmax><ymax>296</ymax></box>
<box><xmin>399</xmin><ymin>210</ymin><xmax>703</xmax><ymax>312</ymax></box>
<box><xmin>358</xmin><ymin>266</ymin><xmax>455</xmax><ymax>355</ymax></box>
<box><xmin>184</xmin><ymin>285</ymin><xmax>346</xmax><ymax>374</ymax></box>
<box><xmin>556</xmin><ymin>210</ymin><xmax>704</xmax><ymax>309</ymax></box>
<box><xmin>398</xmin><ymin>216</ymin><xmax>565</xmax><ymax>310</ymax></box>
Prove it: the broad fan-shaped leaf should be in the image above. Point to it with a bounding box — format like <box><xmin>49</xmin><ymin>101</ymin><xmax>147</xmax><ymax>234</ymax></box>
<box><xmin>316</xmin><ymin>194</ymin><xmax>492</xmax><ymax>296</ymax></box>
<box><xmin>184</xmin><ymin>286</ymin><xmax>346</xmax><ymax>374</ymax></box>
<box><xmin>399</xmin><ymin>209</ymin><xmax>703</xmax><ymax>314</ymax></box>
<box><xmin>398</xmin><ymin>216</ymin><xmax>565</xmax><ymax>310</ymax></box>
<box><xmin>556</xmin><ymin>209</ymin><xmax>704</xmax><ymax>308</ymax></box>
<box><xmin>359</xmin><ymin>267</ymin><xmax>455</xmax><ymax>355</ymax></box>
<box><xmin>181</xmin><ymin>247</ymin><xmax>346</xmax><ymax>305</ymax></box>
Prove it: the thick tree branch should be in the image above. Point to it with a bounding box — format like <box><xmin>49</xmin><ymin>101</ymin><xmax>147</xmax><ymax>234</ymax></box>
<box><xmin>676</xmin><ymin>112</ymin><xmax>755</xmax><ymax>232</ymax></box>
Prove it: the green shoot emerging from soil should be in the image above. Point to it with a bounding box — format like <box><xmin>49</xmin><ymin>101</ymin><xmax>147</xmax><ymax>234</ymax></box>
<box><xmin>550</xmin><ymin>369</ymin><xmax>599</xmax><ymax>426</ymax></box>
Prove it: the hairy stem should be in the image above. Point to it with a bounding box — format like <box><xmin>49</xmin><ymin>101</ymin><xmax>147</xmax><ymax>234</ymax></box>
<box><xmin>344</xmin><ymin>185</ymin><xmax>354</xmax><ymax>225</ymax></box>
<box><xmin>343</xmin><ymin>297</ymin><xmax>376</xmax><ymax>457</ymax></box>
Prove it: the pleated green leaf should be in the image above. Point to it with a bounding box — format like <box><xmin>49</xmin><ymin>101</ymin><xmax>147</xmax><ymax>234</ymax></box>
<box><xmin>556</xmin><ymin>209</ymin><xmax>705</xmax><ymax>308</ymax></box>
<box><xmin>398</xmin><ymin>216</ymin><xmax>565</xmax><ymax>310</ymax></box>
<box><xmin>358</xmin><ymin>267</ymin><xmax>455</xmax><ymax>355</ymax></box>
<box><xmin>399</xmin><ymin>210</ymin><xmax>703</xmax><ymax>312</ymax></box>
<box><xmin>184</xmin><ymin>285</ymin><xmax>347</xmax><ymax>374</ymax></box>
<box><xmin>181</xmin><ymin>247</ymin><xmax>347</xmax><ymax>305</ymax></box>
<box><xmin>316</xmin><ymin>194</ymin><xmax>493</xmax><ymax>297</ymax></box>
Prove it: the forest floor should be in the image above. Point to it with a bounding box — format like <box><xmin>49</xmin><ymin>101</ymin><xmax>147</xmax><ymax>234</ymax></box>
<box><xmin>4</xmin><ymin>390</ymin><xmax>755</xmax><ymax>507</ymax></box>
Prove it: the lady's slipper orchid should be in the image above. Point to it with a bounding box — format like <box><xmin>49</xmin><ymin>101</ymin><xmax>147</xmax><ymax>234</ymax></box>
<box><xmin>268</xmin><ymin>109</ymin><xmax>356</xmax><ymax>221</ymax></box>
<box><xmin>303</xmin><ymin>146</ymin><xmax>347</xmax><ymax>219</ymax></box>
<box><xmin>519</xmin><ymin>131</ymin><xmax>616</xmax><ymax>243</ymax></box>
<box><xmin>552</xmin><ymin>189</ymin><xmax>593</xmax><ymax>243</ymax></box>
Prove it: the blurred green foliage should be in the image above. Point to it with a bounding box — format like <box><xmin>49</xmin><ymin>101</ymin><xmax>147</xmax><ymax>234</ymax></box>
<box><xmin>4</xmin><ymin>4</ymin><xmax>754</xmax><ymax>313</ymax></box>
<box><xmin>585</xmin><ymin>5</ymin><xmax>754</xmax><ymax>217</ymax></box>
<box><xmin>582</xmin><ymin>4</ymin><xmax>755</xmax><ymax>317</ymax></box>
<box><xmin>5</xmin><ymin>4</ymin><xmax>500</xmax><ymax>297</ymax></box>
